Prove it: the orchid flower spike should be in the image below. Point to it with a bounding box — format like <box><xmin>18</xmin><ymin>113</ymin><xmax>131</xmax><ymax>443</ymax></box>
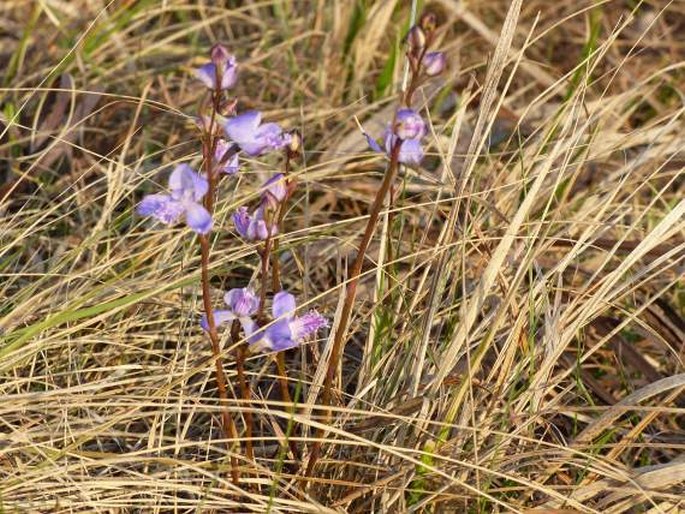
<box><xmin>258</xmin><ymin>291</ymin><xmax>328</xmax><ymax>351</ymax></box>
<box><xmin>200</xmin><ymin>288</ymin><xmax>258</xmax><ymax>338</ymax></box>
<box><xmin>137</xmin><ymin>164</ymin><xmax>213</xmax><ymax>234</ymax></box>
<box><xmin>232</xmin><ymin>205</ymin><xmax>278</xmax><ymax>241</ymax></box>
<box><xmin>224</xmin><ymin>111</ymin><xmax>292</xmax><ymax>156</ymax></box>
<box><xmin>194</xmin><ymin>44</ymin><xmax>238</xmax><ymax>90</ymax></box>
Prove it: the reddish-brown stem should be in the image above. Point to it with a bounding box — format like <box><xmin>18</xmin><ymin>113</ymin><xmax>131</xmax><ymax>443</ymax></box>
<box><xmin>257</xmin><ymin>237</ymin><xmax>273</xmax><ymax>319</ymax></box>
<box><xmin>199</xmin><ymin>236</ymin><xmax>240</xmax><ymax>485</ymax></box>
<box><xmin>276</xmin><ymin>352</ymin><xmax>301</xmax><ymax>459</ymax></box>
<box><xmin>232</xmin><ymin>320</ymin><xmax>254</xmax><ymax>461</ymax></box>
<box><xmin>198</xmin><ymin>88</ymin><xmax>240</xmax><ymax>484</ymax></box>
<box><xmin>304</xmin><ymin>139</ymin><xmax>403</xmax><ymax>478</ymax></box>
<box><xmin>303</xmin><ymin>46</ymin><xmax>428</xmax><ymax>476</ymax></box>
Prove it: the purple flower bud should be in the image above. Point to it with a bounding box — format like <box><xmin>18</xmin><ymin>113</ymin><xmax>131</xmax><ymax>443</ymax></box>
<box><xmin>194</xmin><ymin>46</ymin><xmax>238</xmax><ymax>90</ymax></box>
<box><xmin>224</xmin><ymin>111</ymin><xmax>291</xmax><ymax>156</ymax></box>
<box><xmin>419</xmin><ymin>12</ymin><xmax>438</xmax><ymax>33</ymax></box>
<box><xmin>210</xmin><ymin>44</ymin><xmax>231</xmax><ymax>67</ymax></box>
<box><xmin>137</xmin><ymin>165</ymin><xmax>212</xmax><ymax>234</ymax></box>
<box><xmin>215</xmin><ymin>139</ymin><xmax>239</xmax><ymax>175</ymax></box>
<box><xmin>394</xmin><ymin>109</ymin><xmax>425</xmax><ymax>140</ymax></box>
<box><xmin>406</xmin><ymin>25</ymin><xmax>426</xmax><ymax>55</ymax></box>
<box><xmin>423</xmin><ymin>51</ymin><xmax>446</xmax><ymax>76</ymax></box>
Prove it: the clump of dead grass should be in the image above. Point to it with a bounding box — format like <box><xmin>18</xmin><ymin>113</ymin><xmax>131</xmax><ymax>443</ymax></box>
<box><xmin>1</xmin><ymin>1</ymin><xmax>683</xmax><ymax>512</ymax></box>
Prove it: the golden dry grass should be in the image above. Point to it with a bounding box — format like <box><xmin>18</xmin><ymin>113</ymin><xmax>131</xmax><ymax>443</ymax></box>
<box><xmin>1</xmin><ymin>0</ymin><xmax>684</xmax><ymax>512</ymax></box>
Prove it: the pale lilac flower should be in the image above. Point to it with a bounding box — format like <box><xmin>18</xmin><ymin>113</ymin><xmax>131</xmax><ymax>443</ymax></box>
<box><xmin>194</xmin><ymin>45</ymin><xmax>238</xmax><ymax>90</ymax></box>
<box><xmin>259</xmin><ymin>291</ymin><xmax>328</xmax><ymax>351</ymax></box>
<box><xmin>365</xmin><ymin>128</ymin><xmax>424</xmax><ymax>166</ymax></box>
<box><xmin>200</xmin><ymin>287</ymin><xmax>258</xmax><ymax>337</ymax></box>
<box><xmin>224</xmin><ymin>111</ymin><xmax>291</xmax><ymax>156</ymax></box>
<box><xmin>215</xmin><ymin>139</ymin><xmax>239</xmax><ymax>175</ymax></box>
<box><xmin>364</xmin><ymin>108</ymin><xmax>426</xmax><ymax>166</ymax></box>
<box><xmin>137</xmin><ymin>164</ymin><xmax>212</xmax><ymax>234</ymax></box>
<box><xmin>261</xmin><ymin>173</ymin><xmax>287</xmax><ymax>207</ymax></box>
<box><xmin>232</xmin><ymin>205</ymin><xmax>277</xmax><ymax>241</ymax></box>
<box><xmin>395</xmin><ymin>109</ymin><xmax>425</xmax><ymax>140</ymax></box>
<box><xmin>423</xmin><ymin>52</ymin><xmax>446</xmax><ymax>76</ymax></box>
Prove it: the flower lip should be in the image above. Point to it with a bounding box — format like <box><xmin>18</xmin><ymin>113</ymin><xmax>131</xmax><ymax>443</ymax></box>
<box><xmin>257</xmin><ymin>291</ymin><xmax>328</xmax><ymax>352</ymax></box>
<box><xmin>232</xmin><ymin>205</ymin><xmax>277</xmax><ymax>241</ymax></box>
<box><xmin>225</xmin><ymin>288</ymin><xmax>259</xmax><ymax>318</ymax></box>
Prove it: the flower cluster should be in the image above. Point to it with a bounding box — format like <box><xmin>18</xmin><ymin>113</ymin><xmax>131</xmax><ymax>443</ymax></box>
<box><xmin>363</xmin><ymin>15</ymin><xmax>446</xmax><ymax>167</ymax></box>
<box><xmin>138</xmin><ymin>54</ymin><xmax>291</xmax><ymax>236</ymax></box>
<box><xmin>137</xmin><ymin>44</ymin><xmax>327</xmax><ymax>355</ymax></box>
<box><xmin>201</xmin><ymin>288</ymin><xmax>328</xmax><ymax>351</ymax></box>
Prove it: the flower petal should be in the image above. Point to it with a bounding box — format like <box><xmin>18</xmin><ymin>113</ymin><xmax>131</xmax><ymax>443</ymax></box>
<box><xmin>262</xmin><ymin>173</ymin><xmax>287</xmax><ymax>205</ymax></box>
<box><xmin>224</xmin><ymin>288</ymin><xmax>259</xmax><ymax>317</ymax></box>
<box><xmin>272</xmin><ymin>291</ymin><xmax>296</xmax><ymax>320</ymax></box>
<box><xmin>398</xmin><ymin>139</ymin><xmax>424</xmax><ymax>166</ymax></box>
<box><xmin>232</xmin><ymin>206</ymin><xmax>250</xmax><ymax>238</ymax></box>
<box><xmin>395</xmin><ymin>108</ymin><xmax>425</xmax><ymax>140</ymax></box>
<box><xmin>365</xmin><ymin>132</ymin><xmax>383</xmax><ymax>153</ymax></box>
<box><xmin>200</xmin><ymin>309</ymin><xmax>236</xmax><ymax>331</ymax></box>
<box><xmin>168</xmin><ymin>164</ymin><xmax>207</xmax><ymax>201</ymax></box>
<box><xmin>194</xmin><ymin>63</ymin><xmax>217</xmax><ymax>89</ymax></box>
<box><xmin>137</xmin><ymin>193</ymin><xmax>185</xmax><ymax>225</ymax></box>
<box><xmin>224</xmin><ymin>111</ymin><xmax>261</xmax><ymax>145</ymax></box>
<box><xmin>184</xmin><ymin>202</ymin><xmax>213</xmax><ymax>234</ymax></box>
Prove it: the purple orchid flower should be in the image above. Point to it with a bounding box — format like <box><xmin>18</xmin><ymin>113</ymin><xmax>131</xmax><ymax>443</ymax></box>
<box><xmin>215</xmin><ymin>139</ymin><xmax>240</xmax><ymax>175</ymax></box>
<box><xmin>194</xmin><ymin>45</ymin><xmax>238</xmax><ymax>90</ymax></box>
<box><xmin>259</xmin><ymin>291</ymin><xmax>328</xmax><ymax>351</ymax></box>
<box><xmin>364</xmin><ymin>108</ymin><xmax>426</xmax><ymax>166</ymax></box>
<box><xmin>423</xmin><ymin>51</ymin><xmax>446</xmax><ymax>76</ymax></box>
<box><xmin>224</xmin><ymin>111</ymin><xmax>292</xmax><ymax>156</ymax></box>
<box><xmin>365</xmin><ymin>130</ymin><xmax>425</xmax><ymax>167</ymax></box>
<box><xmin>261</xmin><ymin>173</ymin><xmax>288</xmax><ymax>207</ymax></box>
<box><xmin>232</xmin><ymin>205</ymin><xmax>277</xmax><ymax>241</ymax></box>
<box><xmin>200</xmin><ymin>287</ymin><xmax>258</xmax><ymax>338</ymax></box>
<box><xmin>137</xmin><ymin>164</ymin><xmax>213</xmax><ymax>234</ymax></box>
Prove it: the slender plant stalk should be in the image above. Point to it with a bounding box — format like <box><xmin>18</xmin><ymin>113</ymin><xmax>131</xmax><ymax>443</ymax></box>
<box><xmin>304</xmin><ymin>140</ymin><xmax>403</xmax><ymax>477</ymax></box>
<box><xmin>197</xmin><ymin>87</ymin><xmax>246</xmax><ymax>483</ymax></box>
<box><xmin>276</xmin><ymin>352</ymin><xmax>301</xmax><ymax>459</ymax></box>
<box><xmin>304</xmin><ymin>47</ymin><xmax>427</xmax><ymax>476</ymax></box>
<box><xmin>232</xmin><ymin>321</ymin><xmax>254</xmax><ymax>461</ymax></box>
<box><xmin>199</xmin><ymin>236</ymin><xmax>241</xmax><ymax>485</ymax></box>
